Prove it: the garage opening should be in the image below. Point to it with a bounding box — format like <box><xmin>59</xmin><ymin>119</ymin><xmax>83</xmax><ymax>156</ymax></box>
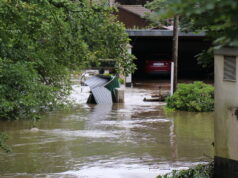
<box><xmin>129</xmin><ymin>35</ymin><xmax>212</xmax><ymax>84</ymax></box>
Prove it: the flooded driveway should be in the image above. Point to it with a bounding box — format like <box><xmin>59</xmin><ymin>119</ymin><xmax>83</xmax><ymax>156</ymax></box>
<box><xmin>0</xmin><ymin>81</ymin><xmax>214</xmax><ymax>178</ymax></box>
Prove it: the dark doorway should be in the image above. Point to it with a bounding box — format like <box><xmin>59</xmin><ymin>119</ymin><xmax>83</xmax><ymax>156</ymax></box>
<box><xmin>130</xmin><ymin>36</ymin><xmax>212</xmax><ymax>82</ymax></box>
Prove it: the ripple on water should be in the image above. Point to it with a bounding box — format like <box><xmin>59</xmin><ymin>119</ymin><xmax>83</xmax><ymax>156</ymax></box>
<box><xmin>97</xmin><ymin>118</ymin><xmax>170</xmax><ymax>129</ymax></box>
<box><xmin>52</xmin><ymin>161</ymin><xmax>206</xmax><ymax>178</ymax></box>
<box><xmin>41</xmin><ymin>129</ymin><xmax>122</xmax><ymax>139</ymax></box>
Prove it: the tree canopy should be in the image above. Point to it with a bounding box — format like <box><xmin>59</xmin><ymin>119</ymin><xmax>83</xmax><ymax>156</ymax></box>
<box><xmin>0</xmin><ymin>0</ymin><xmax>135</xmax><ymax>120</ymax></box>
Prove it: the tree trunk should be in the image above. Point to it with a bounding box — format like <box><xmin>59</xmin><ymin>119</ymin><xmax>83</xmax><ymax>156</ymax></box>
<box><xmin>172</xmin><ymin>15</ymin><xmax>179</xmax><ymax>92</ymax></box>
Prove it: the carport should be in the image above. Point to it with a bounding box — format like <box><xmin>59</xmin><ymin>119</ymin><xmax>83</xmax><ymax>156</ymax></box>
<box><xmin>127</xmin><ymin>30</ymin><xmax>212</xmax><ymax>82</ymax></box>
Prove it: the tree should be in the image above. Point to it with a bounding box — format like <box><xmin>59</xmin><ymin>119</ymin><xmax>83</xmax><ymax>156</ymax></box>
<box><xmin>0</xmin><ymin>0</ymin><xmax>135</xmax><ymax>120</ymax></box>
<box><xmin>146</xmin><ymin>0</ymin><xmax>179</xmax><ymax>91</ymax></box>
<box><xmin>145</xmin><ymin>0</ymin><xmax>173</xmax><ymax>27</ymax></box>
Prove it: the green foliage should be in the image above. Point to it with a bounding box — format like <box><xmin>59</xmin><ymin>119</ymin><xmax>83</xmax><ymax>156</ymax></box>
<box><xmin>163</xmin><ymin>106</ymin><xmax>175</xmax><ymax>114</ymax></box>
<box><xmin>145</xmin><ymin>0</ymin><xmax>173</xmax><ymax>27</ymax></box>
<box><xmin>196</xmin><ymin>49</ymin><xmax>214</xmax><ymax>69</ymax></box>
<box><xmin>0</xmin><ymin>132</ymin><xmax>11</xmax><ymax>153</ymax></box>
<box><xmin>77</xmin><ymin>4</ymin><xmax>136</xmax><ymax>75</ymax></box>
<box><xmin>166</xmin><ymin>82</ymin><xmax>214</xmax><ymax>112</ymax></box>
<box><xmin>118</xmin><ymin>77</ymin><xmax>125</xmax><ymax>84</ymax></box>
<box><xmin>0</xmin><ymin>59</ymin><xmax>56</xmax><ymax>120</ymax></box>
<box><xmin>157</xmin><ymin>162</ymin><xmax>214</xmax><ymax>178</ymax></box>
<box><xmin>0</xmin><ymin>0</ymin><xmax>135</xmax><ymax>120</ymax></box>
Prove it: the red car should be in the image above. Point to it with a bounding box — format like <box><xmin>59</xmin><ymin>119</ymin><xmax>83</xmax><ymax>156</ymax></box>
<box><xmin>144</xmin><ymin>60</ymin><xmax>172</xmax><ymax>75</ymax></box>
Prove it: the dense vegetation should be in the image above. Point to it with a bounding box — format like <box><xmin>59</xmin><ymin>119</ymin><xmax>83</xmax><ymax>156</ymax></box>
<box><xmin>0</xmin><ymin>0</ymin><xmax>135</xmax><ymax>121</ymax></box>
<box><xmin>157</xmin><ymin>162</ymin><xmax>214</xmax><ymax>178</ymax></box>
<box><xmin>166</xmin><ymin>82</ymin><xmax>214</xmax><ymax>112</ymax></box>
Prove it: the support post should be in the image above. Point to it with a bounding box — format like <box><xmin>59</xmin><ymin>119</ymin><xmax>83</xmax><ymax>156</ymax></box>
<box><xmin>172</xmin><ymin>15</ymin><xmax>179</xmax><ymax>92</ymax></box>
<box><xmin>170</xmin><ymin>62</ymin><xmax>174</xmax><ymax>96</ymax></box>
<box><xmin>125</xmin><ymin>44</ymin><xmax>133</xmax><ymax>87</ymax></box>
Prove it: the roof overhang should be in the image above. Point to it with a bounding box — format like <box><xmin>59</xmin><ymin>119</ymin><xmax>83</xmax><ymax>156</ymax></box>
<box><xmin>214</xmin><ymin>47</ymin><xmax>238</xmax><ymax>56</ymax></box>
<box><xmin>126</xmin><ymin>29</ymin><xmax>206</xmax><ymax>37</ymax></box>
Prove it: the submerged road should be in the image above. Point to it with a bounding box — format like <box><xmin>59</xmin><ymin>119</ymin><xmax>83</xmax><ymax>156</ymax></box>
<box><xmin>0</xmin><ymin>79</ymin><xmax>214</xmax><ymax>178</ymax></box>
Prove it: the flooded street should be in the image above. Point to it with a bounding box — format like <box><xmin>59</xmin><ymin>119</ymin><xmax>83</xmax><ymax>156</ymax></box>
<box><xmin>0</xmin><ymin>81</ymin><xmax>214</xmax><ymax>178</ymax></box>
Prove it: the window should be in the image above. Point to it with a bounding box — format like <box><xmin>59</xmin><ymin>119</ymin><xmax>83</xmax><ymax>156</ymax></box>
<box><xmin>224</xmin><ymin>56</ymin><xmax>236</xmax><ymax>81</ymax></box>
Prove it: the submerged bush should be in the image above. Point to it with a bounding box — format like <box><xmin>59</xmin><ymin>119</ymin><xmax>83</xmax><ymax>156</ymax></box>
<box><xmin>0</xmin><ymin>132</ymin><xmax>10</xmax><ymax>152</ymax></box>
<box><xmin>166</xmin><ymin>82</ymin><xmax>214</xmax><ymax>112</ymax></box>
<box><xmin>157</xmin><ymin>162</ymin><xmax>214</xmax><ymax>178</ymax></box>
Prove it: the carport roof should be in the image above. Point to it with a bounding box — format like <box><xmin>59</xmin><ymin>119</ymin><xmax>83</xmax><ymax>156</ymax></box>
<box><xmin>126</xmin><ymin>29</ymin><xmax>206</xmax><ymax>37</ymax></box>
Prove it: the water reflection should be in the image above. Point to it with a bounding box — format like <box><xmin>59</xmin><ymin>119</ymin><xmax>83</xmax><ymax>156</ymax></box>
<box><xmin>168</xmin><ymin>112</ymin><xmax>214</xmax><ymax>161</ymax></box>
<box><xmin>86</xmin><ymin>104</ymin><xmax>113</xmax><ymax>128</ymax></box>
<box><xmin>0</xmin><ymin>85</ymin><xmax>214</xmax><ymax>178</ymax></box>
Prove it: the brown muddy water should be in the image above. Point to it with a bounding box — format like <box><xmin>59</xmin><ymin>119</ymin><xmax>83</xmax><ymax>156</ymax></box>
<box><xmin>0</xmin><ymin>80</ymin><xmax>214</xmax><ymax>178</ymax></box>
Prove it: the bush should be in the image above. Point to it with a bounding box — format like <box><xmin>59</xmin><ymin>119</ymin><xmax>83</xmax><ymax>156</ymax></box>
<box><xmin>166</xmin><ymin>82</ymin><xmax>214</xmax><ymax>112</ymax></box>
<box><xmin>157</xmin><ymin>162</ymin><xmax>214</xmax><ymax>178</ymax></box>
<box><xmin>0</xmin><ymin>132</ymin><xmax>10</xmax><ymax>153</ymax></box>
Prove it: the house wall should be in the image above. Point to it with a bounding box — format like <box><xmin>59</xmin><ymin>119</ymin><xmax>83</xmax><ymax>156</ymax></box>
<box><xmin>214</xmin><ymin>47</ymin><xmax>238</xmax><ymax>178</ymax></box>
<box><xmin>116</xmin><ymin>8</ymin><xmax>149</xmax><ymax>29</ymax></box>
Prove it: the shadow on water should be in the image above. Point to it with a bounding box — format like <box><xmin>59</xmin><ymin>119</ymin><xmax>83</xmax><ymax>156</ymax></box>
<box><xmin>0</xmin><ymin>82</ymin><xmax>214</xmax><ymax>178</ymax></box>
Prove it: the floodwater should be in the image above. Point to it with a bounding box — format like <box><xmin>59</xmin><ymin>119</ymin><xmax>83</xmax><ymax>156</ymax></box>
<box><xmin>0</xmin><ymin>80</ymin><xmax>214</xmax><ymax>178</ymax></box>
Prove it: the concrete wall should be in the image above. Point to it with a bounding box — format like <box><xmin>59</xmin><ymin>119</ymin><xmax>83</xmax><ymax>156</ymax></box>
<box><xmin>214</xmin><ymin>47</ymin><xmax>238</xmax><ymax>177</ymax></box>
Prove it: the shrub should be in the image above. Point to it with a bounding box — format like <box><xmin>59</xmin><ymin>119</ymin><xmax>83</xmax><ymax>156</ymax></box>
<box><xmin>0</xmin><ymin>133</ymin><xmax>10</xmax><ymax>153</ymax></box>
<box><xmin>166</xmin><ymin>82</ymin><xmax>214</xmax><ymax>112</ymax></box>
<box><xmin>157</xmin><ymin>162</ymin><xmax>214</xmax><ymax>178</ymax></box>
